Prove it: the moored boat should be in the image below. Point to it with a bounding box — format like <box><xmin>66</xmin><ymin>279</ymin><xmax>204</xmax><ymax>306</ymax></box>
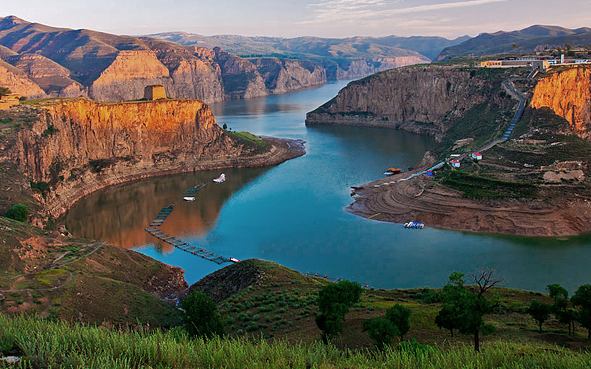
<box><xmin>213</xmin><ymin>173</ymin><xmax>226</xmax><ymax>183</ymax></box>
<box><xmin>183</xmin><ymin>196</ymin><xmax>196</xmax><ymax>202</ymax></box>
<box><xmin>404</xmin><ymin>221</ymin><xmax>425</xmax><ymax>229</ymax></box>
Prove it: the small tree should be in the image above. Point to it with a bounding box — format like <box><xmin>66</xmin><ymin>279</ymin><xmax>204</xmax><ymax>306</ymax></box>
<box><xmin>572</xmin><ymin>285</ymin><xmax>591</xmax><ymax>339</ymax></box>
<box><xmin>180</xmin><ymin>290</ymin><xmax>225</xmax><ymax>338</ymax></box>
<box><xmin>5</xmin><ymin>204</ymin><xmax>29</xmax><ymax>222</ymax></box>
<box><xmin>386</xmin><ymin>304</ymin><xmax>412</xmax><ymax>341</ymax></box>
<box><xmin>435</xmin><ymin>305</ymin><xmax>459</xmax><ymax>337</ymax></box>
<box><xmin>316</xmin><ymin>280</ymin><xmax>363</xmax><ymax>343</ymax></box>
<box><xmin>363</xmin><ymin>318</ymin><xmax>399</xmax><ymax>349</ymax></box>
<box><xmin>547</xmin><ymin>284</ymin><xmax>575</xmax><ymax>336</ymax></box>
<box><xmin>222</xmin><ymin>123</ymin><xmax>227</xmax><ymax>130</ymax></box>
<box><xmin>527</xmin><ymin>300</ymin><xmax>553</xmax><ymax>333</ymax></box>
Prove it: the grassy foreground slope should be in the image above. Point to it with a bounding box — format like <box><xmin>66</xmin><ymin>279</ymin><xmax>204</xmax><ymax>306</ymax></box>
<box><xmin>2</xmin><ymin>314</ymin><xmax>591</xmax><ymax>368</ymax></box>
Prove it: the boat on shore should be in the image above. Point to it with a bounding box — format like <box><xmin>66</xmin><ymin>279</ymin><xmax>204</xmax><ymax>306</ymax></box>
<box><xmin>229</xmin><ymin>257</ymin><xmax>241</xmax><ymax>263</ymax></box>
<box><xmin>404</xmin><ymin>221</ymin><xmax>424</xmax><ymax>229</ymax></box>
<box><xmin>383</xmin><ymin>168</ymin><xmax>402</xmax><ymax>176</ymax></box>
<box><xmin>213</xmin><ymin>173</ymin><xmax>226</xmax><ymax>183</ymax></box>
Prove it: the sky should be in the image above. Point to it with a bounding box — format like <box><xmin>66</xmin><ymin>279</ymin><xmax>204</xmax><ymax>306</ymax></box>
<box><xmin>2</xmin><ymin>0</ymin><xmax>591</xmax><ymax>39</ymax></box>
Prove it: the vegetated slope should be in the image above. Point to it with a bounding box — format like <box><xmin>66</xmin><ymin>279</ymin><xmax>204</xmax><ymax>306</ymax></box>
<box><xmin>148</xmin><ymin>32</ymin><xmax>468</xmax><ymax>61</ymax></box>
<box><xmin>0</xmin><ymin>16</ymin><xmax>428</xmax><ymax>102</ymax></box>
<box><xmin>0</xmin><ymin>216</ymin><xmax>186</xmax><ymax>326</ymax></box>
<box><xmin>437</xmin><ymin>25</ymin><xmax>591</xmax><ymax>60</ymax></box>
<box><xmin>306</xmin><ymin>65</ymin><xmax>524</xmax><ymax>149</ymax></box>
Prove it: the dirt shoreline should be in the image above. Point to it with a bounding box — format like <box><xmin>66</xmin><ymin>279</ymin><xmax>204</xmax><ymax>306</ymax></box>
<box><xmin>346</xmin><ymin>167</ymin><xmax>591</xmax><ymax>237</ymax></box>
<box><xmin>44</xmin><ymin>137</ymin><xmax>305</xmax><ymax>224</ymax></box>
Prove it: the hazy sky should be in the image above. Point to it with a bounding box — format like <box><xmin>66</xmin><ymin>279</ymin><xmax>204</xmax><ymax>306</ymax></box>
<box><xmin>3</xmin><ymin>0</ymin><xmax>591</xmax><ymax>39</ymax></box>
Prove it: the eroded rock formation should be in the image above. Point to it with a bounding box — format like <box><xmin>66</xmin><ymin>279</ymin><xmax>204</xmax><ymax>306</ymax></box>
<box><xmin>531</xmin><ymin>67</ymin><xmax>591</xmax><ymax>139</ymax></box>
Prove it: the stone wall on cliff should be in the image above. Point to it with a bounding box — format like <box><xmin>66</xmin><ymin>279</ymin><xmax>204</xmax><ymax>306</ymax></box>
<box><xmin>305</xmin><ymin>65</ymin><xmax>497</xmax><ymax>138</ymax></box>
<box><xmin>531</xmin><ymin>67</ymin><xmax>591</xmax><ymax>139</ymax></box>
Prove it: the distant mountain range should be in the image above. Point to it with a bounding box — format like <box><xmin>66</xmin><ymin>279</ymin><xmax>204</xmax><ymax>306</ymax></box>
<box><xmin>437</xmin><ymin>25</ymin><xmax>591</xmax><ymax>60</ymax></box>
<box><xmin>147</xmin><ymin>33</ymin><xmax>469</xmax><ymax>61</ymax></box>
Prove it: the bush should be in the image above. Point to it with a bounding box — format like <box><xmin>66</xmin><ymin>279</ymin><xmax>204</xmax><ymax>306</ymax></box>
<box><xmin>5</xmin><ymin>204</ymin><xmax>29</xmax><ymax>222</ymax></box>
<box><xmin>180</xmin><ymin>291</ymin><xmax>225</xmax><ymax>338</ymax></box>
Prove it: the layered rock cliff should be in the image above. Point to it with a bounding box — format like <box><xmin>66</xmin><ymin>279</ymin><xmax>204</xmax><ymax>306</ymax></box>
<box><xmin>305</xmin><ymin>65</ymin><xmax>513</xmax><ymax>140</ymax></box>
<box><xmin>3</xmin><ymin>99</ymin><xmax>304</xmax><ymax>222</ymax></box>
<box><xmin>531</xmin><ymin>66</ymin><xmax>591</xmax><ymax>139</ymax></box>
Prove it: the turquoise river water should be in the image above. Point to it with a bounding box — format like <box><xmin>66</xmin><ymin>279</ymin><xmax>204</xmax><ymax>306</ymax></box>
<box><xmin>66</xmin><ymin>80</ymin><xmax>591</xmax><ymax>293</ymax></box>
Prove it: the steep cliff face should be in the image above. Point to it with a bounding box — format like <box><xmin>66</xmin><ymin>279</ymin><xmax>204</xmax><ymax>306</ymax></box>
<box><xmin>88</xmin><ymin>50</ymin><xmax>172</xmax><ymax>101</ymax></box>
<box><xmin>253</xmin><ymin>58</ymin><xmax>327</xmax><ymax>93</ymax></box>
<box><xmin>306</xmin><ymin>65</ymin><xmax>499</xmax><ymax>138</ymax></box>
<box><xmin>213</xmin><ymin>47</ymin><xmax>268</xmax><ymax>100</ymax></box>
<box><xmin>531</xmin><ymin>67</ymin><xmax>591</xmax><ymax>139</ymax></box>
<box><xmin>3</xmin><ymin>98</ymin><xmax>304</xmax><ymax>221</ymax></box>
<box><xmin>0</xmin><ymin>59</ymin><xmax>46</xmax><ymax>98</ymax></box>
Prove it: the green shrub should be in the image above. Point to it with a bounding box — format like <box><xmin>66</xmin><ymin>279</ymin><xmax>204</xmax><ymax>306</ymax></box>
<box><xmin>5</xmin><ymin>204</ymin><xmax>29</xmax><ymax>222</ymax></box>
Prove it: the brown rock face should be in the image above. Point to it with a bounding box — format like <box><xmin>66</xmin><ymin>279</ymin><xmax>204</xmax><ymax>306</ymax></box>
<box><xmin>3</xmin><ymin>98</ymin><xmax>304</xmax><ymax>221</ymax></box>
<box><xmin>305</xmin><ymin>65</ymin><xmax>491</xmax><ymax>138</ymax></box>
<box><xmin>253</xmin><ymin>58</ymin><xmax>327</xmax><ymax>93</ymax></box>
<box><xmin>531</xmin><ymin>67</ymin><xmax>591</xmax><ymax>139</ymax></box>
<box><xmin>89</xmin><ymin>50</ymin><xmax>172</xmax><ymax>101</ymax></box>
<box><xmin>0</xmin><ymin>59</ymin><xmax>46</xmax><ymax>98</ymax></box>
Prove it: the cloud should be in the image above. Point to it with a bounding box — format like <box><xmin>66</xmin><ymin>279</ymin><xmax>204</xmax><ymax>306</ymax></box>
<box><xmin>304</xmin><ymin>0</ymin><xmax>511</xmax><ymax>24</ymax></box>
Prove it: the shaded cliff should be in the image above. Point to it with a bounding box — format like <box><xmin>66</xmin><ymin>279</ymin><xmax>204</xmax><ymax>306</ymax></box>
<box><xmin>0</xmin><ymin>58</ymin><xmax>46</xmax><ymax>98</ymax></box>
<box><xmin>531</xmin><ymin>66</ymin><xmax>591</xmax><ymax>139</ymax></box>
<box><xmin>306</xmin><ymin>65</ymin><xmax>519</xmax><ymax>143</ymax></box>
<box><xmin>2</xmin><ymin>98</ymin><xmax>304</xmax><ymax>222</ymax></box>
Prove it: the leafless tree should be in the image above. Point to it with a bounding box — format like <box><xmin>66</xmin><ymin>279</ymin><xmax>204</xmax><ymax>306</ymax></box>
<box><xmin>471</xmin><ymin>269</ymin><xmax>504</xmax><ymax>297</ymax></box>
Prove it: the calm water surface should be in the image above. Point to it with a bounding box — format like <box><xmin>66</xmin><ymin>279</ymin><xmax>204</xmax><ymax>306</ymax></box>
<box><xmin>67</xmin><ymin>81</ymin><xmax>591</xmax><ymax>293</ymax></box>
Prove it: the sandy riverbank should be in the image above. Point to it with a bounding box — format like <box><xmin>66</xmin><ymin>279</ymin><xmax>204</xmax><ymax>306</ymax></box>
<box><xmin>346</xmin><ymin>168</ymin><xmax>591</xmax><ymax>237</ymax></box>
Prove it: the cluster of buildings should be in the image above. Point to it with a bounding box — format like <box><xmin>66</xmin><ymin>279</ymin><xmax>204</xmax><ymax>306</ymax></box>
<box><xmin>480</xmin><ymin>55</ymin><xmax>589</xmax><ymax>72</ymax></box>
<box><xmin>448</xmin><ymin>152</ymin><xmax>482</xmax><ymax>168</ymax></box>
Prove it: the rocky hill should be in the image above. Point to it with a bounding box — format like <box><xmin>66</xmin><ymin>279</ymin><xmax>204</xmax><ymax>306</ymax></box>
<box><xmin>0</xmin><ymin>98</ymin><xmax>304</xmax><ymax>224</ymax></box>
<box><xmin>437</xmin><ymin>25</ymin><xmax>591</xmax><ymax>61</ymax></box>
<box><xmin>305</xmin><ymin>65</ymin><xmax>520</xmax><ymax>145</ymax></box>
<box><xmin>0</xmin><ymin>16</ymin><xmax>427</xmax><ymax>102</ymax></box>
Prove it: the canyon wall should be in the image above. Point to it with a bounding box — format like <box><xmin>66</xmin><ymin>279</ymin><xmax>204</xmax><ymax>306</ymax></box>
<box><xmin>531</xmin><ymin>67</ymin><xmax>591</xmax><ymax>139</ymax></box>
<box><xmin>306</xmin><ymin>65</ymin><xmax>500</xmax><ymax>139</ymax></box>
<box><xmin>4</xmin><ymin>99</ymin><xmax>303</xmax><ymax>221</ymax></box>
<box><xmin>0</xmin><ymin>59</ymin><xmax>46</xmax><ymax>98</ymax></box>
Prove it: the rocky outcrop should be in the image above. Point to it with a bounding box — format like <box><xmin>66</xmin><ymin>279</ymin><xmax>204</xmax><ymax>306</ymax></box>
<box><xmin>89</xmin><ymin>50</ymin><xmax>172</xmax><ymax>101</ymax></box>
<box><xmin>325</xmin><ymin>56</ymin><xmax>429</xmax><ymax>80</ymax></box>
<box><xmin>252</xmin><ymin>58</ymin><xmax>327</xmax><ymax>93</ymax></box>
<box><xmin>214</xmin><ymin>47</ymin><xmax>268</xmax><ymax>100</ymax></box>
<box><xmin>306</xmin><ymin>65</ymin><xmax>505</xmax><ymax>139</ymax></box>
<box><xmin>531</xmin><ymin>67</ymin><xmax>591</xmax><ymax>139</ymax></box>
<box><xmin>5</xmin><ymin>53</ymin><xmax>87</xmax><ymax>98</ymax></box>
<box><xmin>0</xmin><ymin>59</ymin><xmax>45</xmax><ymax>98</ymax></box>
<box><xmin>3</xmin><ymin>99</ymin><xmax>304</xmax><ymax>221</ymax></box>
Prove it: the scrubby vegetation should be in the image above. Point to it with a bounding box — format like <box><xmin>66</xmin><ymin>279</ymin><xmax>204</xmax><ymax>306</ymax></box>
<box><xmin>227</xmin><ymin>131</ymin><xmax>269</xmax><ymax>153</ymax></box>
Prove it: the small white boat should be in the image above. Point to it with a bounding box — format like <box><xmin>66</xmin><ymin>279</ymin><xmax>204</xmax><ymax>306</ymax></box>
<box><xmin>404</xmin><ymin>221</ymin><xmax>425</xmax><ymax>229</ymax></box>
<box><xmin>183</xmin><ymin>196</ymin><xmax>196</xmax><ymax>202</ymax></box>
<box><xmin>229</xmin><ymin>257</ymin><xmax>241</xmax><ymax>263</ymax></box>
<box><xmin>213</xmin><ymin>173</ymin><xmax>226</xmax><ymax>183</ymax></box>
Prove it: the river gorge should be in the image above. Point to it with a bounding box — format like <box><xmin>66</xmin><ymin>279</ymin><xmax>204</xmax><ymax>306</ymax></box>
<box><xmin>66</xmin><ymin>80</ymin><xmax>591</xmax><ymax>294</ymax></box>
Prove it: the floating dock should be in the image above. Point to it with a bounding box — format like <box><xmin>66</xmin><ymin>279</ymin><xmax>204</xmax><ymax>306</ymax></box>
<box><xmin>145</xmin><ymin>226</ymin><xmax>228</xmax><ymax>264</ymax></box>
<box><xmin>149</xmin><ymin>205</ymin><xmax>174</xmax><ymax>227</ymax></box>
<box><xmin>184</xmin><ymin>183</ymin><xmax>206</xmax><ymax>195</ymax></box>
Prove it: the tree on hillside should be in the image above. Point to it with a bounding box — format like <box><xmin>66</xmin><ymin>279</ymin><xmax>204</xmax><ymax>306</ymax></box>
<box><xmin>0</xmin><ymin>87</ymin><xmax>11</xmax><ymax>96</ymax></box>
<box><xmin>572</xmin><ymin>284</ymin><xmax>591</xmax><ymax>339</ymax></box>
<box><xmin>437</xmin><ymin>270</ymin><xmax>501</xmax><ymax>352</ymax></box>
<box><xmin>180</xmin><ymin>290</ymin><xmax>225</xmax><ymax>338</ymax></box>
<box><xmin>5</xmin><ymin>204</ymin><xmax>29</xmax><ymax>222</ymax></box>
<box><xmin>547</xmin><ymin>283</ymin><xmax>576</xmax><ymax>337</ymax></box>
<box><xmin>435</xmin><ymin>305</ymin><xmax>459</xmax><ymax>337</ymax></box>
<box><xmin>386</xmin><ymin>304</ymin><xmax>412</xmax><ymax>341</ymax></box>
<box><xmin>526</xmin><ymin>300</ymin><xmax>553</xmax><ymax>333</ymax></box>
<box><xmin>363</xmin><ymin>318</ymin><xmax>398</xmax><ymax>349</ymax></box>
<box><xmin>316</xmin><ymin>280</ymin><xmax>363</xmax><ymax>343</ymax></box>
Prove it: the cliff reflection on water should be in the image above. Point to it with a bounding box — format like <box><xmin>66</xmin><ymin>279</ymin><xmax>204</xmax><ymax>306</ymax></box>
<box><xmin>66</xmin><ymin>167</ymin><xmax>271</xmax><ymax>253</ymax></box>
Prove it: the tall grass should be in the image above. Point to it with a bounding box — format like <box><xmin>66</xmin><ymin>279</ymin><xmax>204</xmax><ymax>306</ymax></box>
<box><xmin>1</xmin><ymin>314</ymin><xmax>591</xmax><ymax>368</ymax></box>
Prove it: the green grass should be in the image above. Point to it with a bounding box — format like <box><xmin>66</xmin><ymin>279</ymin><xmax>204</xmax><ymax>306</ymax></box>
<box><xmin>1</xmin><ymin>314</ymin><xmax>591</xmax><ymax>368</ymax></box>
<box><xmin>227</xmin><ymin>131</ymin><xmax>269</xmax><ymax>152</ymax></box>
<box><xmin>442</xmin><ymin>171</ymin><xmax>537</xmax><ymax>198</ymax></box>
